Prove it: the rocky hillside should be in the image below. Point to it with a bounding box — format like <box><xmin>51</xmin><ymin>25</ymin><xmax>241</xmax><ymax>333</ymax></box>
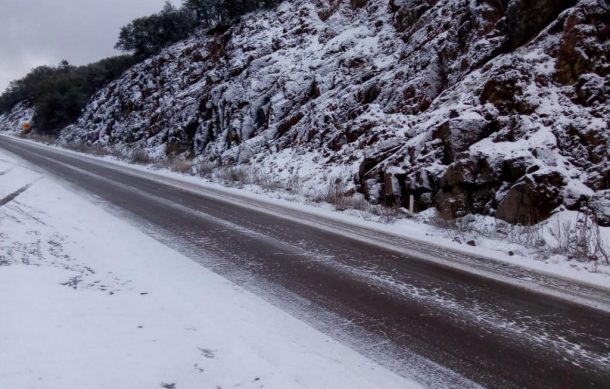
<box><xmin>0</xmin><ymin>102</ymin><xmax>33</xmax><ymax>134</ymax></box>
<box><xmin>55</xmin><ymin>0</ymin><xmax>608</xmax><ymax>224</ymax></box>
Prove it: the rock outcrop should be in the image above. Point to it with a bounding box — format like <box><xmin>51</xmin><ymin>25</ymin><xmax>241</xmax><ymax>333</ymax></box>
<box><xmin>56</xmin><ymin>0</ymin><xmax>609</xmax><ymax>224</ymax></box>
<box><xmin>0</xmin><ymin>102</ymin><xmax>34</xmax><ymax>135</ymax></box>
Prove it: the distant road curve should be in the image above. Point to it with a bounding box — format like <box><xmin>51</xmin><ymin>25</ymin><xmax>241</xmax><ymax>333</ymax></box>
<box><xmin>1</xmin><ymin>135</ymin><xmax>609</xmax><ymax>388</ymax></box>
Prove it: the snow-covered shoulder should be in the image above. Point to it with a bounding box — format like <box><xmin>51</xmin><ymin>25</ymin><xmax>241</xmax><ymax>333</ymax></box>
<box><xmin>0</xmin><ymin>148</ymin><xmax>418</xmax><ymax>389</ymax></box>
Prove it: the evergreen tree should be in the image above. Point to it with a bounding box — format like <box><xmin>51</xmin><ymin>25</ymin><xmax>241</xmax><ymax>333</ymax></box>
<box><xmin>115</xmin><ymin>2</ymin><xmax>196</xmax><ymax>57</ymax></box>
<box><xmin>183</xmin><ymin>0</ymin><xmax>225</xmax><ymax>26</ymax></box>
<box><xmin>0</xmin><ymin>0</ymin><xmax>286</xmax><ymax>133</ymax></box>
<box><xmin>0</xmin><ymin>56</ymin><xmax>137</xmax><ymax>134</ymax></box>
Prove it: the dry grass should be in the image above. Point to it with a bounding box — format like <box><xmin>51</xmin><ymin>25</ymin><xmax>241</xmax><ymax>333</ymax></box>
<box><xmin>168</xmin><ymin>159</ymin><xmax>193</xmax><ymax>174</ymax></box>
<box><xmin>430</xmin><ymin>211</ymin><xmax>609</xmax><ymax>265</ymax></box>
<box><xmin>548</xmin><ymin>211</ymin><xmax>609</xmax><ymax>264</ymax></box>
<box><xmin>313</xmin><ymin>177</ymin><xmax>348</xmax><ymax>206</ymax></box>
<box><xmin>358</xmin><ymin>202</ymin><xmax>402</xmax><ymax>224</ymax></box>
<box><xmin>284</xmin><ymin>175</ymin><xmax>303</xmax><ymax>193</ymax></box>
<box><xmin>213</xmin><ymin>165</ymin><xmax>283</xmax><ymax>192</ymax></box>
<box><xmin>503</xmin><ymin>222</ymin><xmax>547</xmax><ymax>249</ymax></box>
<box><xmin>217</xmin><ymin>166</ymin><xmax>250</xmax><ymax>184</ymax></box>
<box><xmin>129</xmin><ymin>149</ymin><xmax>152</xmax><ymax>164</ymax></box>
<box><xmin>312</xmin><ymin>177</ymin><xmax>401</xmax><ymax>223</ymax></box>
<box><xmin>21</xmin><ymin>132</ymin><xmax>57</xmax><ymax>144</ymax></box>
<box><xmin>195</xmin><ymin>162</ymin><xmax>217</xmax><ymax>178</ymax></box>
<box><xmin>64</xmin><ymin>142</ymin><xmax>109</xmax><ymax>156</ymax></box>
<box><xmin>108</xmin><ymin>146</ymin><xmax>128</xmax><ymax>159</ymax></box>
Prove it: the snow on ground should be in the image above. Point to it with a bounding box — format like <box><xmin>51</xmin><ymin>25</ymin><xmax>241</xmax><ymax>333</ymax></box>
<box><xmin>0</xmin><ymin>149</ymin><xmax>420</xmax><ymax>388</ymax></box>
<box><xmin>6</xmin><ymin>136</ymin><xmax>610</xmax><ymax>291</ymax></box>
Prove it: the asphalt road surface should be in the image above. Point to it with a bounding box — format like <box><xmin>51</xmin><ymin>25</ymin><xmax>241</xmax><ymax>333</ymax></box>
<box><xmin>1</xmin><ymin>135</ymin><xmax>609</xmax><ymax>388</ymax></box>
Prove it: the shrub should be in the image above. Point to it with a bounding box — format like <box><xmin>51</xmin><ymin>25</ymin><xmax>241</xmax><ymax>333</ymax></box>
<box><xmin>195</xmin><ymin>161</ymin><xmax>216</xmax><ymax>177</ymax></box>
<box><xmin>216</xmin><ymin>166</ymin><xmax>249</xmax><ymax>184</ymax></box>
<box><xmin>548</xmin><ymin>212</ymin><xmax>609</xmax><ymax>264</ymax></box>
<box><xmin>430</xmin><ymin>210</ymin><xmax>609</xmax><ymax>265</ymax></box>
<box><xmin>130</xmin><ymin>149</ymin><xmax>153</xmax><ymax>164</ymax></box>
<box><xmin>284</xmin><ymin>175</ymin><xmax>302</xmax><ymax>193</ymax></box>
<box><xmin>168</xmin><ymin>159</ymin><xmax>193</xmax><ymax>174</ymax></box>
<box><xmin>314</xmin><ymin>177</ymin><xmax>347</xmax><ymax>206</ymax></box>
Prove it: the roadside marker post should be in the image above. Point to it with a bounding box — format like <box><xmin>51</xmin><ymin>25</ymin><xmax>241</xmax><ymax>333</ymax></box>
<box><xmin>409</xmin><ymin>195</ymin><xmax>414</xmax><ymax>216</ymax></box>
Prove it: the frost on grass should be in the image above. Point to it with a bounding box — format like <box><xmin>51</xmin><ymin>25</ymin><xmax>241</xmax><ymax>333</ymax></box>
<box><xmin>424</xmin><ymin>209</ymin><xmax>610</xmax><ymax>276</ymax></box>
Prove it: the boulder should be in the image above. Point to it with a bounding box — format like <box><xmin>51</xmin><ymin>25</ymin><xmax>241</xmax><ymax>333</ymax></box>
<box><xmin>555</xmin><ymin>1</ymin><xmax>610</xmax><ymax>85</ymax></box>
<box><xmin>506</xmin><ymin>0</ymin><xmax>576</xmax><ymax>49</ymax></box>
<box><xmin>440</xmin><ymin>157</ymin><xmax>496</xmax><ymax>188</ymax></box>
<box><xmin>496</xmin><ymin>171</ymin><xmax>566</xmax><ymax>223</ymax></box>
<box><xmin>574</xmin><ymin>73</ymin><xmax>609</xmax><ymax>106</ymax></box>
<box><xmin>590</xmin><ymin>191</ymin><xmax>610</xmax><ymax>226</ymax></box>
<box><xmin>436</xmin><ymin>186</ymin><xmax>470</xmax><ymax>220</ymax></box>
<box><xmin>389</xmin><ymin>0</ymin><xmax>436</xmax><ymax>32</ymax></box>
<box><xmin>586</xmin><ymin>162</ymin><xmax>610</xmax><ymax>191</ymax></box>
<box><xmin>480</xmin><ymin>65</ymin><xmax>537</xmax><ymax>115</ymax></box>
<box><xmin>431</xmin><ymin>117</ymin><xmax>492</xmax><ymax>163</ymax></box>
<box><xmin>501</xmin><ymin>156</ymin><xmax>533</xmax><ymax>182</ymax></box>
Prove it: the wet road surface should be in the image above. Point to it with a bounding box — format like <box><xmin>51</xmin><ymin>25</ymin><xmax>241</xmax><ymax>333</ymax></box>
<box><xmin>1</xmin><ymin>136</ymin><xmax>609</xmax><ymax>388</ymax></box>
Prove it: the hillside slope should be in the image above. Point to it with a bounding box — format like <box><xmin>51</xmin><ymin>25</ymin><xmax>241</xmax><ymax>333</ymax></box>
<box><xmin>0</xmin><ymin>102</ymin><xmax>33</xmax><ymax>135</ymax></box>
<box><xmin>55</xmin><ymin>0</ymin><xmax>609</xmax><ymax>224</ymax></box>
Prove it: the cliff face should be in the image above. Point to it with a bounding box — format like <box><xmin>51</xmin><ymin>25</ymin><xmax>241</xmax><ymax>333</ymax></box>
<box><xmin>59</xmin><ymin>0</ymin><xmax>609</xmax><ymax>224</ymax></box>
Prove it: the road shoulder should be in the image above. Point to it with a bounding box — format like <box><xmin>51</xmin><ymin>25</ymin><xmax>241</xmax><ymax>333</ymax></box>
<box><xmin>0</xmin><ymin>145</ymin><xmax>418</xmax><ymax>389</ymax></box>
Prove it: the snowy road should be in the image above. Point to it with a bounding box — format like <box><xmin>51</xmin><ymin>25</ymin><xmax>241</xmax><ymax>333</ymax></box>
<box><xmin>0</xmin><ymin>147</ymin><xmax>416</xmax><ymax>389</ymax></box>
<box><xmin>1</xmin><ymin>135</ymin><xmax>609</xmax><ymax>388</ymax></box>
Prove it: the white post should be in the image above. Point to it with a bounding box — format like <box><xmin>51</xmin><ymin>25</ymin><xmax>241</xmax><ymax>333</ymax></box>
<box><xmin>409</xmin><ymin>195</ymin><xmax>415</xmax><ymax>215</ymax></box>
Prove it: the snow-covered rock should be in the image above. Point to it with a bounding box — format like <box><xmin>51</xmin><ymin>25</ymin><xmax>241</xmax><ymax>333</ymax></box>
<box><xmin>0</xmin><ymin>102</ymin><xmax>34</xmax><ymax>134</ymax></box>
<box><xmin>55</xmin><ymin>0</ymin><xmax>609</xmax><ymax>224</ymax></box>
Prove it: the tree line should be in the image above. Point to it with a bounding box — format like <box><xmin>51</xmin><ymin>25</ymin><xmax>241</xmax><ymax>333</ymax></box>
<box><xmin>0</xmin><ymin>56</ymin><xmax>138</xmax><ymax>133</ymax></box>
<box><xmin>115</xmin><ymin>0</ymin><xmax>282</xmax><ymax>58</ymax></box>
<box><xmin>0</xmin><ymin>0</ymin><xmax>282</xmax><ymax>134</ymax></box>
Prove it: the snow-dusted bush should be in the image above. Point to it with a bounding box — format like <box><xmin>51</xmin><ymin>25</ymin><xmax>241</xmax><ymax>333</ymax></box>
<box><xmin>130</xmin><ymin>149</ymin><xmax>153</xmax><ymax>164</ymax></box>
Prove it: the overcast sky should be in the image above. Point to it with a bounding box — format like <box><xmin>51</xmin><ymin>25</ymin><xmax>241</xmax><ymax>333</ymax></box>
<box><xmin>0</xmin><ymin>0</ymin><xmax>179</xmax><ymax>93</ymax></box>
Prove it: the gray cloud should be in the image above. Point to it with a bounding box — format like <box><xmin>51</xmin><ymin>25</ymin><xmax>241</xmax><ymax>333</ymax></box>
<box><xmin>0</xmin><ymin>0</ymin><xmax>179</xmax><ymax>93</ymax></box>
